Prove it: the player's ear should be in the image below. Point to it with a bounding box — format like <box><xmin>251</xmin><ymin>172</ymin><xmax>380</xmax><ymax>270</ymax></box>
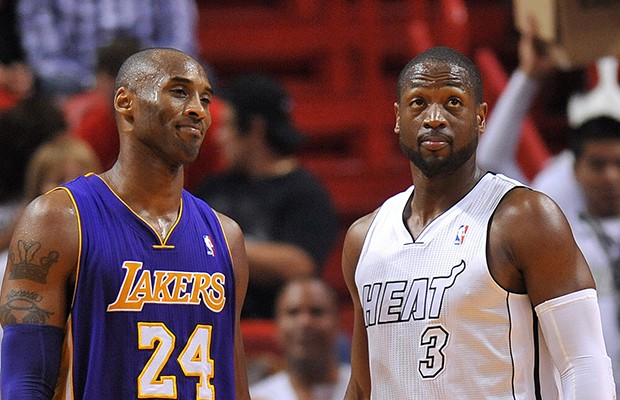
<box><xmin>114</xmin><ymin>87</ymin><xmax>133</xmax><ymax>115</ymax></box>
<box><xmin>477</xmin><ymin>102</ymin><xmax>488</xmax><ymax>134</ymax></box>
<box><xmin>394</xmin><ymin>102</ymin><xmax>401</xmax><ymax>134</ymax></box>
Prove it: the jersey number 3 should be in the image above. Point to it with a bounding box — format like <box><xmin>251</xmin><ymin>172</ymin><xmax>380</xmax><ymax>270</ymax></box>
<box><xmin>419</xmin><ymin>325</ymin><xmax>449</xmax><ymax>379</ymax></box>
<box><xmin>138</xmin><ymin>322</ymin><xmax>215</xmax><ymax>399</ymax></box>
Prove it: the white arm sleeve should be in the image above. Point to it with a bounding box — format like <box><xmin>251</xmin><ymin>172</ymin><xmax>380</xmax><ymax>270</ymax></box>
<box><xmin>535</xmin><ymin>288</ymin><xmax>616</xmax><ymax>399</ymax></box>
<box><xmin>477</xmin><ymin>70</ymin><xmax>540</xmax><ymax>182</ymax></box>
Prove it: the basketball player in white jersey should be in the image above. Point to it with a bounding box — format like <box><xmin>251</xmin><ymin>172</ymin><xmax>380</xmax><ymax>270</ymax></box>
<box><xmin>342</xmin><ymin>46</ymin><xmax>616</xmax><ymax>399</ymax></box>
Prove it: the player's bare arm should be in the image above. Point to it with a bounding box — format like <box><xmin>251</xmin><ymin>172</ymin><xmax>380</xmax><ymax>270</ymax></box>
<box><xmin>342</xmin><ymin>211</ymin><xmax>376</xmax><ymax>400</ymax></box>
<box><xmin>489</xmin><ymin>187</ymin><xmax>615</xmax><ymax>397</ymax></box>
<box><xmin>487</xmin><ymin>187</ymin><xmax>594</xmax><ymax>306</ymax></box>
<box><xmin>0</xmin><ymin>189</ymin><xmax>78</xmax><ymax>329</ymax></box>
<box><xmin>216</xmin><ymin>211</ymin><xmax>252</xmax><ymax>400</ymax></box>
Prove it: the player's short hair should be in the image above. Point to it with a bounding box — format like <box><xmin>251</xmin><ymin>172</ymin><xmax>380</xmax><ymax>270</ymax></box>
<box><xmin>397</xmin><ymin>46</ymin><xmax>483</xmax><ymax>104</ymax></box>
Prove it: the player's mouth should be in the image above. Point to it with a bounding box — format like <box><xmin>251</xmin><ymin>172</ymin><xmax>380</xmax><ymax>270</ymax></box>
<box><xmin>420</xmin><ymin>135</ymin><xmax>450</xmax><ymax>151</ymax></box>
<box><xmin>177</xmin><ymin>123</ymin><xmax>204</xmax><ymax>138</ymax></box>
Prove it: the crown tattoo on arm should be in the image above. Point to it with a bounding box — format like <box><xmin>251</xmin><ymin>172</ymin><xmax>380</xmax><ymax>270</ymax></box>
<box><xmin>9</xmin><ymin>240</ymin><xmax>59</xmax><ymax>284</ymax></box>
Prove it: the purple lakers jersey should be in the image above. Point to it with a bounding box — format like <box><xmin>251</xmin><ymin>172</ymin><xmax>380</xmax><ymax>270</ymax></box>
<box><xmin>54</xmin><ymin>174</ymin><xmax>236</xmax><ymax>399</ymax></box>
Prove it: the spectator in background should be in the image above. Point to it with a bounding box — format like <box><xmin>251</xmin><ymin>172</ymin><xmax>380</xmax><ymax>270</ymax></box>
<box><xmin>0</xmin><ymin>0</ymin><xmax>32</xmax><ymax>111</ymax></box>
<box><xmin>64</xmin><ymin>35</ymin><xmax>143</xmax><ymax>169</ymax></box>
<box><xmin>0</xmin><ymin>94</ymin><xmax>67</xmax><ymax>246</ymax></box>
<box><xmin>476</xmin><ymin>16</ymin><xmax>583</xmax><ymax>218</ymax></box>
<box><xmin>184</xmin><ymin>95</ymin><xmax>227</xmax><ymax>191</ymax></box>
<box><xmin>17</xmin><ymin>0</ymin><xmax>199</xmax><ymax>99</ymax></box>
<box><xmin>0</xmin><ymin>0</ymin><xmax>23</xmax><ymax>67</ymax></box>
<box><xmin>531</xmin><ymin>56</ymin><xmax>620</xmax><ymax>222</ymax></box>
<box><xmin>567</xmin><ymin>116</ymin><xmax>620</xmax><ymax>392</ymax></box>
<box><xmin>250</xmin><ymin>278</ymin><xmax>350</xmax><ymax>400</ymax></box>
<box><xmin>194</xmin><ymin>74</ymin><xmax>340</xmax><ymax>320</ymax></box>
<box><xmin>0</xmin><ymin>0</ymin><xmax>51</xmax><ymax>240</ymax></box>
<box><xmin>476</xmin><ymin>17</ymin><xmax>556</xmax><ymax>185</ymax></box>
<box><xmin>477</xmin><ymin>22</ymin><xmax>620</xmax><ymax>392</ymax></box>
<box><xmin>22</xmin><ymin>136</ymin><xmax>102</xmax><ymax>203</ymax></box>
<box><xmin>0</xmin><ymin>134</ymin><xmax>100</xmax><ymax>259</ymax></box>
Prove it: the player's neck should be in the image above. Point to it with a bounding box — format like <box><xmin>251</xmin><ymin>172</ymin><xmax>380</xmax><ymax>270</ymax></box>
<box><xmin>407</xmin><ymin>165</ymin><xmax>484</xmax><ymax>234</ymax></box>
<box><xmin>99</xmin><ymin>165</ymin><xmax>183</xmax><ymax>221</ymax></box>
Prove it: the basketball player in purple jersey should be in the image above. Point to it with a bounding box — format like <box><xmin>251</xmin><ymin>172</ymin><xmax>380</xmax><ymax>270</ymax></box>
<box><xmin>0</xmin><ymin>48</ymin><xmax>251</xmax><ymax>399</ymax></box>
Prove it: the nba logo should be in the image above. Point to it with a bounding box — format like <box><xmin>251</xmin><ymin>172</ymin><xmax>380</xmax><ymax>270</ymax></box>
<box><xmin>203</xmin><ymin>235</ymin><xmax>216</xmax><ymax>256</ymax></box>
<box><xmin>454</xmin><ymin>225</ymin><xmax>468</xmax><ymax>245</ymax></box>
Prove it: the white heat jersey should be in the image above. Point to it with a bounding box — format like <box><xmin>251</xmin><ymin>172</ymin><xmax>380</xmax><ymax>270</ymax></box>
<box><xmin>356</xmin><ymin>172</ymin><xmax>561</xmax><ymax>399</ymax></box>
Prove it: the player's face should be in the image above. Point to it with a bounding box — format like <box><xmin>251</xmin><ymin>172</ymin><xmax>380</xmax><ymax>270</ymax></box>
<box><xmin>132</xmin><ymin>53</ymin><xmax>213</xmax><ymax>166</ymax></box>
<box><xmin>574</xmin><ymin>139</ymin><xmax>620</xmax><ymax>217</ymax></box>
<box><xmin>395</xmin><ymin>61</ymin><xmax>486</xmax><ymax>178</ymax></box>
<box><xmin>275</xmin><ymin>282</ymin><xmax>340</xmax><ymax>364</ymax></box>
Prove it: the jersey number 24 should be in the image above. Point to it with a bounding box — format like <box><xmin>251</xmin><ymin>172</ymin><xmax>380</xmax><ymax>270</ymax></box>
<box><xmin>138</xmin><ymin>322</ymin><xmax>215</xmax><ymax>399</ymax></box>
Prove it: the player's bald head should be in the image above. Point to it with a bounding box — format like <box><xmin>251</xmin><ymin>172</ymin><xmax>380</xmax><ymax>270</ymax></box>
<box><xmin>114</xmin><ymin>48</ymin><xmax>202</xmax><ymax>94</ymax></box>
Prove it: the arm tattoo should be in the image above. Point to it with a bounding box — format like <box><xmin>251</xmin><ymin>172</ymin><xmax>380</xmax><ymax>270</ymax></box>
<box><xmin>8</xmin><ymin>240</ymin><xmax>59</xmax><ymax>284</ymax></box>
<box><xmin>0</xmin><ymin>289</ymin><xmax>54</xmax><ymax>325</ymax></box>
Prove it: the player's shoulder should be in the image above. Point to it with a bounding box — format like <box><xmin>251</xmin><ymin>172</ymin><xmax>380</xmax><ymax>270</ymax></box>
<box><xmin>492</xmin><ymin>185</ymin><xmax>570</xmax><ymax>240</ymax></box>
<box><xmin>23</xmin><ymin>188</ymin><xmax>76</xmax><ymax>223</ymax></box>
<box><xmin>347</xmin><ymin>211</ymin><xmax>377</xmax><ymax>241</ymax></box>
<box><xmin>345</xmin><ymin>185</ymin><xmax>414</xmax><ymax>244</ymax></box>
<box><xmin>10</xmin><ymin>189</ymin><xmax>79</xmax><ymax>259</ymax></box>
<box><xmin>496</xmin><ymin>185</ymin><xmax>563</xmax><ymax>218</ymax></box>
<box><xmin>213</xmin><ymin>210</ymin><xmax>243</xmax><ymax>240</ymax></box>
<box><xmin>342</xmin><ymin>209</ymin><xmax>378</xmax><ymax>267</ymax></box>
